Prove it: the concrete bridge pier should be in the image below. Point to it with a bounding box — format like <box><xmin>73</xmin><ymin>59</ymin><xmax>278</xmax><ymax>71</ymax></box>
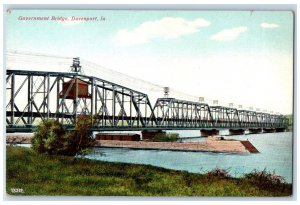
<box><xmin>263</xmin><ymin>128</ymin><xmax>276</xmax><ymax>133</ymax></box>
<box><xmin>248</xmin><ymin>128</ymin><xmax>262</xmax><ymax>134</ymax></box>
<box><xmin>229</xmin><ymin>129</ymin><xmax>245</xmax><ymax>135</ymax></box>
<box><xmin>275</xmin><ymin>128</ymin><xmax>286</xmax><ymax>132</ymax></box>
<box><xmin>200</xmin><ymin>129</ymin><xmax>219</xmax><ymax>137</ymax></box>
<box><xmin>141</xmin><ymin>130</ymin><xmax>165</xmax><ymax>140</ymax></box>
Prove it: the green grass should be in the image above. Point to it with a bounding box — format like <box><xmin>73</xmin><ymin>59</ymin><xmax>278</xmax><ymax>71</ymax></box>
<box><xmin>6</xmin><ymin>146</ymin><xmax>292</xmax><ymax>196</ymax></box>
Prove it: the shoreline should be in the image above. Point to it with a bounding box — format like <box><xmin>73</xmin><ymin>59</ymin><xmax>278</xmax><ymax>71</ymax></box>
<box><xmin>6</xmin><ymin>134</ymin><xmax>259</xmax><ymax>153</ymax></box>
<box><xmin>94</xmin><ymin>139</ymin><xmax>259</xmax><ymax>153</ymax></box>
<box><xmin>92</xmin><ymin>145</ymin><xmax>249</xmax><ymax>154</ymax></box>
<box><xmin>6</xmin><ymin>146</ymin><xmax>292</xmax><ymax>196</ymax></box>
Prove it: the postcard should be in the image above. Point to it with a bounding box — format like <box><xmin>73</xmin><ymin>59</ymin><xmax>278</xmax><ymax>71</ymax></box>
<box><xmin>5</xmin><ymin>9</ymin><xmax>294</xmax><ymax>198</ymax></box>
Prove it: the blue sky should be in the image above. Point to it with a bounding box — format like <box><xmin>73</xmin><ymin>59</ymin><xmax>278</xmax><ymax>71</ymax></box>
<box><xmin>6</xmin><ymin>10</ymin><xmax>294</xmax><ymax>114</ymax></box>
<box><xmin>7</xmin><ymin>10</ymin><xmax>293</xmax><ymax>56</ymax></box>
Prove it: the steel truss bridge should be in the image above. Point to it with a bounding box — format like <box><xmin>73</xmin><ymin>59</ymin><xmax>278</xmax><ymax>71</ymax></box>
<box><xmin>6</xmin><ymin>70</ymin><xmax>289</xmax><ymax>133</ymax></box>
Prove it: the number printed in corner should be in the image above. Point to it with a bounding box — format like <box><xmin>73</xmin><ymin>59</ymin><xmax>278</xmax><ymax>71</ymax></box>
<box><xmin>11</xmin><ymin>188</ymin><xmax>24</xmax><ymax>193</ymax></box>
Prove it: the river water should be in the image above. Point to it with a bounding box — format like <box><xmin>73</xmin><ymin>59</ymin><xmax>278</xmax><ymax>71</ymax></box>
<box><xmin>85</xmin><ymin>131</ymin><xmax>293</xmax><ymax>183</ymax></box>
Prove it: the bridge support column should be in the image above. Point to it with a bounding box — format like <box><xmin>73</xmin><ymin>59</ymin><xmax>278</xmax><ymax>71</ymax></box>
<box><xmin>248</xmin><ymin>128</ymin><xmax>262</xmax><ymax>134</ymax></box>
<box><xmin>263</xmin><ymin>128</ymin><xmax>276</xmax><ymax>133</ymax></box>
<box><xmin>200</xmin><ymin>129</ymin><xmax>219</xmax><ymax>137</ymax></box>
<box><xmin>229</xmin><ymin>129</ymin><xmax>245</xmax><ymax>135</ymax></box>
<box><xmin>142</xmin><ymin>130</ymin><xmax>165</xmax><ymax>141</ymax></box>
<box><xmin>275</xmin><ymin>128</ymin><xmax>286</xmax><ymax>132</ymax></box>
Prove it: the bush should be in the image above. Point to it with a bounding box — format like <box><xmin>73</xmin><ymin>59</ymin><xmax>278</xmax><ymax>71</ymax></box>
<box><xmin>153</xmin><ymin>133</ymin><xmax>179</xmax><ymax>142</ymax></box>
<box><xmin>206</xmin><ymin>168</ymin><xmax>231</xmax><ymax>178</ymax></box>
<box><xmin>72</xmin><ymin>115</ymin><xmax>96</xmax><ymax>155</ymax></box>
<box><xmin>31</xmin><ymin>119</ymin><xmax>66</xmax><ymax>155</ymax></box>
<box><xmin>243</xmin><ymin>169</ymin><xmax>286</xmax><ymax>190</ymax></box>
<box><xmin>32</xmin><ymin>115</ymin><xmax>95</xmax><ymax>156</ymax></box>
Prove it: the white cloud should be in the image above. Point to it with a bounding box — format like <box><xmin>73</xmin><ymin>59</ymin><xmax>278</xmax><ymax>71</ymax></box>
<box><xmin>115</xmin><ymin>17</ymin><xmax>211</xmax><ymax>46</ymax></box>
<box><xmin>260</xmin><ymin>22</ymin><xmax>279</xmax><ymax>28</ymax></box>
<box><xmin>210</xmin><ymin>26</ymin><xmax>248</xmax><ymax>41</ymax></box>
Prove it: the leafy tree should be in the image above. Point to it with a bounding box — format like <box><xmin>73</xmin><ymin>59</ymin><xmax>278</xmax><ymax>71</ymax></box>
<box><xmin>31</xmin><ymin>119</ymin><xmax>66</xmax><ymax>155</ymax></box>
<box><xmin>71</xmin><ymin>115</ymin><xmax>96</xmax><ymax>155</ymax></box>
<box><xmin>32</xmin><ymin>115</ymin><xmax>96</xmax><ymax>156</ymax></box>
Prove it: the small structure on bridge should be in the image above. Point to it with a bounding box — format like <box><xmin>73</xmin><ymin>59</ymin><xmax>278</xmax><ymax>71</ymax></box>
<box><xmin>164</xmin><ymin>87</ymin><xmax>170</xmax><ymax>98</ymax></box>
<box><xmin>60</xmin><ymin>58</ymin><xmax>91</xmax><ymax>99</ymax></box>
<box><xmin>70</xmin><ymin>57</ymin><xmax>82</xmax><ymax>73</ymax></box>
<box><xmin>60</xmin><ymin>79</ymin><xmax>91</xmax><ymax>99</ymax></box>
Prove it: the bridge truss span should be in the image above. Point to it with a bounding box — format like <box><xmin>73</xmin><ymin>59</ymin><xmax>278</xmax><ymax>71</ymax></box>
<box><xmin>6</xmin><ymin>69</ymin><xmax>289</xmax><ymax>132</ymax></box>
<box><xmin>6</xmin><ymin>70</ymin><xmax>157</xmax><ymax>132</ymax></box>
<box><xmin>153</xmin><ymin>98</ymin><xmax>214</xmax><ymax>128</ymax></box>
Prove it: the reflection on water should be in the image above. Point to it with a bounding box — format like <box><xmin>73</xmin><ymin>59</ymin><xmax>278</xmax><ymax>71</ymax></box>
<box><xmin>85</xmin><ymin>132</ymin><xmax>293</xmax><ymax>183</ymax></box>
<box><xmin>91</xmin><ymin>149</ymin><xmax>107</xmax><ymax>157</ymax></box>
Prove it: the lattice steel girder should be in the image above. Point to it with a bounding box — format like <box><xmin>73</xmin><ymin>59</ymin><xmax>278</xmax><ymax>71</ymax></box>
<box><xmin>238</xmin><ymin>110</ymin><xmax>260</xmax><ymax>127</ymax></box>
<box><xmin>6</xmin><ymin>70</ymin><xmax>157</xmax><ymax>128</ymax></box>
<box><xmin>237</xmin><ymin>110</ymin><xmax>252</xmax><ymax>127</ymax></box>
<box><xmin>6</xmin><ymin>70</ymin><xmax>289</xmax><ymax>131</ymax></box>
<box><xmin>210</xmin><ymin>106</ymin><xmax>239</xmax><ymax>127</ymax></box>
<box><xmin>153</xmin><ymin>98</ymin><xmax>213</xmax><ymax>127</ymax></box>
